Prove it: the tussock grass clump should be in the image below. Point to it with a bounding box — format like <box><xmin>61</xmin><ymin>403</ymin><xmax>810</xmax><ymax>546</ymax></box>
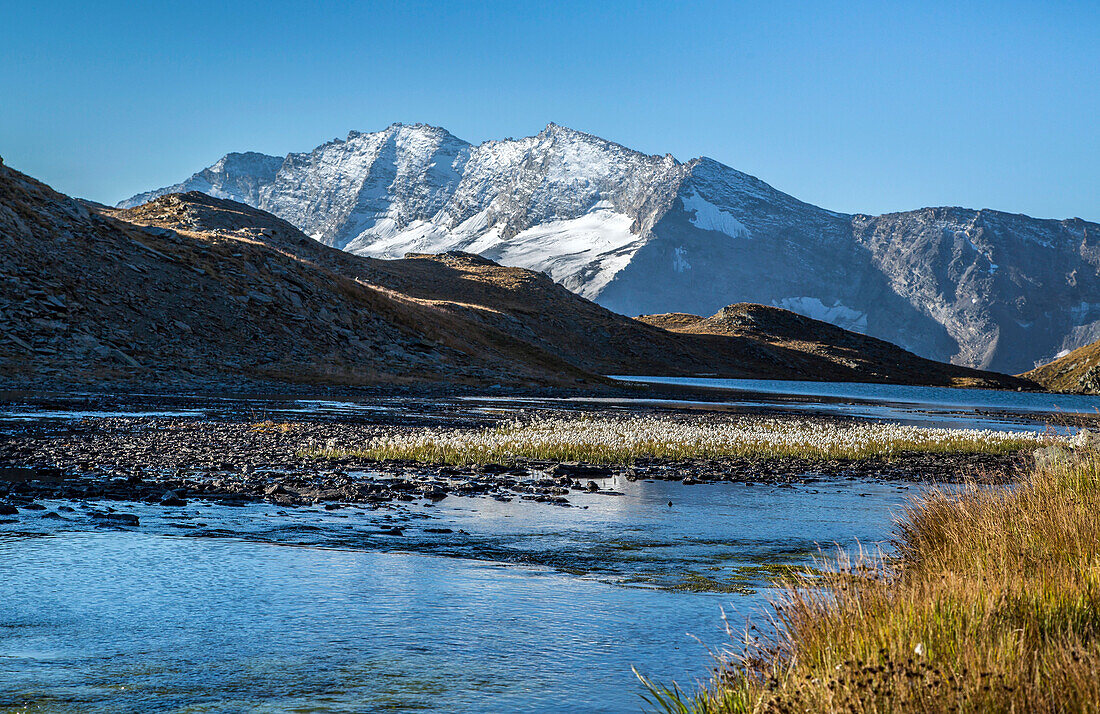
<box><xmin>308</xmin><ymin>415</ymin><xmax>1046</xmax><ymax>466</ymax></box>
<box><xmin>250</xmin><ymin>419</ymin><xmax>294</xmax><ymax>433</ymax></box>
<box><xmin>647</xmin><ymin>441</ymin><xmax>1100</xmax><ymax>713</ymax></box>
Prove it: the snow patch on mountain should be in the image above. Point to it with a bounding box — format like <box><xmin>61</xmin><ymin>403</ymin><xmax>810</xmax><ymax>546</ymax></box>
<box><xmin>345</xmin><ymin>202</ymin><xmax>640</xmax><ymax>299</ymax></box>
<box><xmin>496</xmin><ymin>208</ymin><xmax>640</xmax><ymax>297</ymax></box>
<box><xmin>681</xmin><ymin>189</ymin><xmax>750</xmax><ymax>238</ymax></box>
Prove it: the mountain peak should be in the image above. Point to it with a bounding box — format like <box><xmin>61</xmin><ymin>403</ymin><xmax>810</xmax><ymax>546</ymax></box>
<box><xmin>537</xmin><ymin>122</ymin><xmax>602</xmax><ymax>142</ymax></box>
<box><xmin>346</xmin><ymin>122</ymin><xmax>461</xmax><ymax>140</ymax></box>
<box><xmin>210</xmin><ymin>151</ymin><xmax>283</xmax><ymax>172</ymax></box>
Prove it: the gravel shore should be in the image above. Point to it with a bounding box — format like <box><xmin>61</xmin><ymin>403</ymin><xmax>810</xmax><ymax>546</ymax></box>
<box><xmin>0</xmin><ymin>408</ymin><xmax>1028</xmax><ymax>512</ymax></box>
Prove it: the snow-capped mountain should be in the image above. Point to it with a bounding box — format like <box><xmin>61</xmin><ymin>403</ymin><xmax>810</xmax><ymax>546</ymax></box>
<box><xmin>120</xmin><ymin>123</ymin><xmax>1100</xmax><ymax>373</ymax></box>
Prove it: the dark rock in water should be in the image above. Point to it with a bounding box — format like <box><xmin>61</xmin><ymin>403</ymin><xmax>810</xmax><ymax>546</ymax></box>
<box><xmin>585</xmin><ymin>480</ymin><xmax>600</xmax><ymax>493</ymax></box>
<box><xmin>323</xmin><ymin>503</ymin><xmax>344</xmax><ymax>510</ymax></box>
<box><xmin>0</xmin><ymin>466</ymin><xmax>64</xmax><ymax>483</ymax></box>
<box><xmin>0</xmin><ymin>504</ymin><xmax>17</xmax><ymax>515</ymax></box>
<box><xmin>551</xmin><ymin>462</ymin><xmax>614</xmax><ymax>478</ymax></box>
<box><xmin>41</xmin><ymin>511</ymin><xmax>65</xmax><ymax>520</ymax></box>
<box><xmin>0</xmin><ymin>467</ymin><xmax>40</xmax><ymax>482</ymax></box>
<box><xmin>90</xmin><ymin>511</ymin><xmax>139</xmax><ymax>526</ymax></box>
<box><xmin>23</xmin><ymin>503</ymin><xmax>46</xmax><ymax>511</ymax></box>
<box><xmin>378</xmin><ymin>527</ymin><xmax>404</xmax><ymax>536</ymax></box>
<box><xmin>58</xmin><ymin>505</ymin><xmax>75</xmax><ymax>512</ymax></box>
<box><xmin>161</xmin><ymin>491</ymin><xmax>187</xmax><ymax>507</ymax></box>
<box><xmin>424</xmin><ymin>527</ymin><xmax>454</xmax><ymax>533</ymax></box>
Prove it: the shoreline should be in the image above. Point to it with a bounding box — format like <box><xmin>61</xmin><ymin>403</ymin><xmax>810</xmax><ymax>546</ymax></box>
<box><xmin>0</xmin><ymin>390</ymin><xmax>1054</xmax><ymax>516</ymax></box>
<box><xmin>1</xmin><ymin>414</ymin><xmax>1030</xmax><ymax>511</ymax></box>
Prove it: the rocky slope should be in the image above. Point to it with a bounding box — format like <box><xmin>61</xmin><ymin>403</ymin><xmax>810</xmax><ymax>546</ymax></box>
<box><xmin>639</xmin><ymin>304</ymin><xmax>1019</xmax><ymax>389</ymax></box>
<box><xmin>1022</xmin><ymin>340</ymin><xmax>1100</xmax><ymax>394</ymax></box>
<box><xmin>122</xmin><ymin>152</ymin><xmax>283</xmax><ymax>209</ymax></box>
<box><xmin>4</xmin><ymin>160</ymin><xmax>1033</xmax><ymax>391</ymax></box>
<box><xmin>121</xmin><ymin>123</ymin><xmax>1100</xmax><ymax>374</ymax></box>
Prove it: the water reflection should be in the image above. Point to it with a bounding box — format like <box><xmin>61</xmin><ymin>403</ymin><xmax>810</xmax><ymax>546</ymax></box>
<box><xmin>0</xmin><ymin>478</ymin><xmax>915</xmax><ymax>712</ymax></box>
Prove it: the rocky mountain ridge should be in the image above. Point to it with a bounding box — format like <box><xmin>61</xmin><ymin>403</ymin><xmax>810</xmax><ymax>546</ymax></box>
<box><xmin>121</xmin><ymin>123</ymin><xmax>1100</xmax><ymax>374</ymax></box>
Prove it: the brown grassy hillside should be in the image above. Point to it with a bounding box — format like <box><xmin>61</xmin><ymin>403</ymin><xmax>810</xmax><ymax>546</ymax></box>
<box><xmin>1023</xmin><ymin>341</ymin><xmax>1100</xmax><ymax>393</ymax></box>
<box><xmin>1</xmin><ymin>168</ymin><xmax>587</xmax><ymax>388</ymax></box>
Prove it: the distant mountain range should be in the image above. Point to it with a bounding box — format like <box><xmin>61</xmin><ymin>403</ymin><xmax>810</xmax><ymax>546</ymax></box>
<box><xmin>120</xmin><ymin>123</ymin><xmax>1100</xmax><ymax>374</ymax></box>
<box><xmin>1</xmin><ymin>159</ymin><xmax>1032</xmax><ymax>391</ymax></box>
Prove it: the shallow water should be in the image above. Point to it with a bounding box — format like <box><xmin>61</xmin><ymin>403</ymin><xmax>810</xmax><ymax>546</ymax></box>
<box><xmin>0</xmin><ymin>478</ymin><xmax>914</xmax><ymax>712</ymax></box>
<box><xmin>3</xmin><ymin>377</ymin><xmax>1092</xmax><ymax>433</ymax></box>
<box><xmin>607</xmin><ymin>376</ymin><xmax>1100</xmax><ymax>431</ymax></box>
<box><xmin>1</xmin><ymin>533</ymin><xmax>731</xmax><ymax>713</ymax></box>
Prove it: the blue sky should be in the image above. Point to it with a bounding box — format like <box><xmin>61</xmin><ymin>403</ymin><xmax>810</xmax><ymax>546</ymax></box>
<box><xmin>2</xmin><ymin>0</ymin><xmax>1097</xmax><ymax>219</ymax></box>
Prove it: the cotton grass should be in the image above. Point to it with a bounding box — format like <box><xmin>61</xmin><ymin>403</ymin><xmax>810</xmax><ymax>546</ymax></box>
<box><xmin>310</xmin><ymin>415</ymin><xmax>1047</xmax><ymax>465</ymax></box>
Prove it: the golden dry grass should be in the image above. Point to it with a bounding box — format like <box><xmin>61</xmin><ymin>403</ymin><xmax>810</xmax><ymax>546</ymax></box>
<box><xmin>250</xmin><ymin>419</ymin><xmax>295</xmax><ymax>433</ymax></box>
<box><xmin>644</xmin><ymin>441</ymin><xmax>1100</xmax><ymax>713</ymax></box>
<box><xmin>1024</xmin><ymin>338</ymin><xmax>1100</xmax><ymax>394</ymax></box>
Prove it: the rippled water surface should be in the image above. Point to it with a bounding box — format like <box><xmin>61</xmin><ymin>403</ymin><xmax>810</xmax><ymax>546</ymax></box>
<box><xmin>0</xmin><ymin>477</ymin><xmax>914</xmax><ymax>713</ymax></box>
<box><xmin>2</xmin><ymin>533</ymin><xmax>734</xmax><ymax>713</ymax></box>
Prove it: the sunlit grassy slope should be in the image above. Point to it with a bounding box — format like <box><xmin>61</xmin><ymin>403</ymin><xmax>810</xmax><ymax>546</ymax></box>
<box><xmin>643</xmin><ymin>437</ymin><xmax>1100</xmax><ymax>713</ymax></box>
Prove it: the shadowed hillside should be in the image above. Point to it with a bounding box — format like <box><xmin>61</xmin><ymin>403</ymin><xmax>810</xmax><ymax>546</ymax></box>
<box><xmin>1</xmin><ymin>166</ymin><xmax>589</xmax><ymax>389</ymax></box>
<box><xmin>639</xmin><ymin>303</ymin><xmax>1036</xmax><ymax>389</ymax></box>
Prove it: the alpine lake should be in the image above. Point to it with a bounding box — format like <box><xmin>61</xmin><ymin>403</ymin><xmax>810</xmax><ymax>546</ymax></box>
<box><xmin>2</xmin><ymin>378</ymin><xmax>1095</xmax><ymax>713</ymax></box>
